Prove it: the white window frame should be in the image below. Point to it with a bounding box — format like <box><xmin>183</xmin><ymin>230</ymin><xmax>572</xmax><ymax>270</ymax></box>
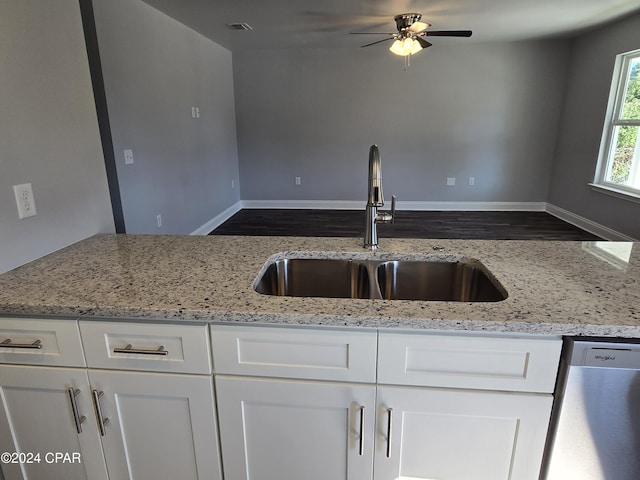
<box><xmin>592</xmin><ymin>48</ymin><xmax>640</xmax><ymax>201</ymax></box>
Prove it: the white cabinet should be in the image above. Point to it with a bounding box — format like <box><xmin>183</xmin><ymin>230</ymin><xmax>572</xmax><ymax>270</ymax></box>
<box><xmin>0</xmin><ymin>365</ymin><xmax>108</xmax><ymax>480</ymax></box>
<box><xmin>377</xmin><ymin>332</ymin><xmax>562</xmax><ymax>393</ymax></box>
<box><xmin>212</xmin><ymin>326</ymin><xmax>562</xmax><ymax>480</ymax></box>
<box><xmin>0</xmin><ymin>318</ymin><xmax>222</xmax><ymax>480</ymax></box>
<box><xmin>374</xmin><ymin>332</ymin><xmax>561</xmax><ymax>480</ymax></box>
<box><xmin>0</xmin><ymin>317</ymin><xmax>105</xmax><ymax>480</ymax></box>
<box><xmin>212</xmin><ymin>325</ymin><xmax>379</xmax><ymax>480</ymax></box>
<box><xmin>211</xmin><ymin>325</ymin><xmax>377</xmax><ymax>382</ymax></box>
<box><xmin>79</xmin><ymin>321</ymin><xmax>222</xmax><ymax>480</ymax></box>
<box><xmin>374</xmin><ymin>386</ymin><xmax>553</xmax><ymax>480</ymax></box>
<box><xmin>0</xmin><ymin>317</ymin><xmax>86</xmax><ymax>368</ymax></box>
<box><xmin>79</xmin><ymin>321</ymin><xmax>211</xmax><ymax>374</ymax></box>
<box><xmin>1</xmin><ymin>318</ymin><xmax>562</xmax><ymax>480</ymax></box>
<box><xmin>216</xmin><ymin>376</ymin><xmax>376</xmax><ymax>480</ymax></box>
<box><xmin>87</xmin><ymin>369</ymin><xmax>220</xmax><ymax>480</ymax></box>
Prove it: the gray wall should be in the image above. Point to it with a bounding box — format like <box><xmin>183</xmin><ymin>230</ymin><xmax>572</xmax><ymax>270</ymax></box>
<box><xmin>234</xmin><ymin>40</ymin><xmax>570</xmax><ymax>204</ymax></box>
<box><xmin>93</xmin><ymin>0</ymin><xmax>240</xmax><ymax>234</ymax></box>
<box><xmin>0</xmin><ymin>0</ymin><xmax>114</xmax><ymax>274</ymax></box>
<box><xmin>548</xmin><ymin>12</ymin><xmax>640</xmax><ymax>239</ymax></box>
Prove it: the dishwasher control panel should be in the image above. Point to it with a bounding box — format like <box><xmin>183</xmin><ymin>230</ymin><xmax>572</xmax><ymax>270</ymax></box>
<box><xmin>572</xmin><ymin>341</ymin><xmax>640</xmax><ymax>369</ymax></box>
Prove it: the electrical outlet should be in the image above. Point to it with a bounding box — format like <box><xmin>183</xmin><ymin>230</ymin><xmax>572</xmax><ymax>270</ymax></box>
<box><xmin>124</xmin><ymin>149</ymin><xmax>134</xmax><ymax>165</ymax></box>
<box><xmin>13</xmin><ymin>183</ymin><xmax>37</xmax><ymax>219</ymax></box>
<box><xmin>295</xmin><ymin>177</ymin><xmax>301</xmax><ymax>185</ymax></box>
<box><xmin>446</xmin><ymin>177</ymin><xmax>456</xmax><ymax>186</ymax></box>
<box><xmin>157</xmin><ymin>214</ymin><xmax>162</xmax><ymax>228</ymax></box>
<box><xmin>469</xmin><ymin>177</ymin><xmax>475</xmax><ymax>186</ymax></box>
<box><xmin>231</xmin><ymin>179</ymin><xmax>235</xmax><ymax>189</ymax></box>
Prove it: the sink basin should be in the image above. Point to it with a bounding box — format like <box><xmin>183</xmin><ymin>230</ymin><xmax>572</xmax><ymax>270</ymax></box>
<box><xmin>254</xmin><ymin>258</ymin><xmax>370</xmax><ymax>299</ymax></box>
<box><xmin>376</xmin><ymin>260</ymin><xmax>507</xmax><ymax>302</ymax></box>
<box><xmin>254</xmin><ymin>255</ymin><xmax>507</xmax><ymax>302</ymax></box>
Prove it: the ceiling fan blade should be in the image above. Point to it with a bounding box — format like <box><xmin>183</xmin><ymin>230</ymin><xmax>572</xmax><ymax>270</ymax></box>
<box><xmin>360</xmin><ymin>37</ymin><xmax>396</xmax><ymax>48</ymax></box>
<box><xmin>415</xmin><ymin>37</ymin><xmax>432</xmax><ymax>49</ymax></box>
<box><xmin>423</xmin><ymin>30</ymin><xmax>472</xmax><ymax>37</ymax></box>
<box><xmin>349</xmin><ymin>32</ymin><xmax>395</xmax><ymax>35</ymax></box>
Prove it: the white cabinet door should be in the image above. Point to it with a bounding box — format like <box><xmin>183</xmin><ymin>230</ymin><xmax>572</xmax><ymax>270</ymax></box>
<box><xmin>0</xmin><ymin>365</ymin><xmax>107</xmax><ymax>480</ymax></box>
<box><xmin>88</xmin><ymin>370</ymin><xmax>222</xmax><ymax>480</ymax></box>
<box><xmin>374</xmin><ymin>386</ymin><xmax>553</xmax><ymax>480</ymax></box>
<box><xmin>216</xmin><ymin>376</ymin><xmax>376</xmax><ymax>480</ymax></box>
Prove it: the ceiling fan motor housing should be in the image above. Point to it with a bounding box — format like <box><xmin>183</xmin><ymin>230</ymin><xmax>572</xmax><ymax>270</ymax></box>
<box><xmin>394</xmin><ymin>13</ymin><xmax>422</xmax><ymax>32</ymax></box>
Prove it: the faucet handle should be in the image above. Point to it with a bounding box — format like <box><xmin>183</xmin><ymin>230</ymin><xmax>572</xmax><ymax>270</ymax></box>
<box><xmin>390</xmin><ymin>195</ymin><xmax>397</xmax><ymax>223</ymax></box>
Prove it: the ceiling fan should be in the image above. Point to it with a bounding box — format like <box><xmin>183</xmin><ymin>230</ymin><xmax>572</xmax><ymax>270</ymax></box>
<box><xmin>350</xmin><ymin>13</ymin><xmax>472</xmax><ymax>59</ymax></box>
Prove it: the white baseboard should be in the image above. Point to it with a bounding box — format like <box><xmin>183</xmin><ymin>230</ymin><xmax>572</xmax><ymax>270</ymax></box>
<box><xmin>190</xmin><ymin>201</ymin><xmax>242</xmax><ymax>235</ymax></box>
<box><xmin>240</xmin><ymin>200</ymin><xmax>364</xmax><ymax>209</ymax></box>
<box><xmin>240</xmin><ymin>200</ymin><xmax>547</xmax><ymax>211</ymax></box>
<box><xmin>545</xmin><ymin>203</ymin><xmax>637</xmax><ymax>241</ymax></box>
<box><xmin>399</xmin><ymin>201</ymin><xmax>547</xmax><ymax>211</ymax></box>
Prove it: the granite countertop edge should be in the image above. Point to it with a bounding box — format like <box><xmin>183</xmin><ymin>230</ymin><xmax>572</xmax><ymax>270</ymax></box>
<box><xmin>2</xmin><ymin>304</ymin><xmax>639</xmax><ymax>338</ymax></box>
<box><xmin>0</xmin><ymin>234</ymin><xmax>638</xmax><ymax>338</ymax></box>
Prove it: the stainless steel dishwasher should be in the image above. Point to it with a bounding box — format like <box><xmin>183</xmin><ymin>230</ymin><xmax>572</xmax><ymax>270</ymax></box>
<box><xmin>542</xmin><ymin>338</ymin><xmax>640</xmax><ymax>479</ymax></box>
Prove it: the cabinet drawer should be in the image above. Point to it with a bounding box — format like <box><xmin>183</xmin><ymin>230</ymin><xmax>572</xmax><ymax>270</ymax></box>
<box><xmin>80</xmin><ymin>321</ymin><xmax>211</xmax><ymax>374</ymax></box>
<box><xmin>0</xmin><ymin>317</ymin><xmax>85</xmax><ymax>367</ymax></box>
<box><xmin>211</xmin><ymin>325</ymin><xmax>378</xmax><ymax>383</ymax></box>
<box><xmin>378</xmin><ymin>332</ymin><xmax>562</xmax><ymax>393</ymax></box>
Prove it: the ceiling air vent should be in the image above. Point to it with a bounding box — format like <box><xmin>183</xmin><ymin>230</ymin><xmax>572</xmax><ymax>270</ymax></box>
<box><xmin>225</xmin><ymin>23</ymin><xmax>253</xmax><ymax>31</ymax></box>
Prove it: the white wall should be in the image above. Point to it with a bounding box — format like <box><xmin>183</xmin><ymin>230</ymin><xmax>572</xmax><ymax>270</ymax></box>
<box><xmin>92</xmin><ymin>0</ymin><xmax>240</xmax><ymax>234</ymax></box>
<box><xmin>0</xmin><ymin>0</ymin><xmax>115</xmax><ymax>274</ymax></box>
<box><xmin>1</xmin><ymin>2</ymin><xmax>636</xmax><ymax>274</ymax></box>
<box><xmin>233</xmin><ymin>40</ymin><xmax>570</xmax><ymax>205</ymax></box>
<box><xmin>548</xmin><ymin>12</ymin><xmax>640</xmax><ymax>240</ymax></box>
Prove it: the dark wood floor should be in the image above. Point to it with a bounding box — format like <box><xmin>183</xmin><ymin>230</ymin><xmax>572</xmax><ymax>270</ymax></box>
<box><xmin>210</xmin><ymin>209</ymin><xmax>601</xmax><ymax>241</ymax></box>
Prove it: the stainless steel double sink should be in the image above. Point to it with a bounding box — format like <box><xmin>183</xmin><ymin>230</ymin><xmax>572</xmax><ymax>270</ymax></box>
<box><xmin>254</xmin><ymin>255</ymin><xmax>507</xmax><ymax>302</ymax></box>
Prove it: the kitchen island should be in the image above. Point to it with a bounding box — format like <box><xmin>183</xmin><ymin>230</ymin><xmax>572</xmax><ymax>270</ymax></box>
<box><xmin>1</xmin><ymin>234</ymin><xmax>639</xmax><ymax>480</ymax></box>
<box><xmin>0</xmin><ymin>234</ymin><xmax>638</xmax><ymax>336</ymax></box>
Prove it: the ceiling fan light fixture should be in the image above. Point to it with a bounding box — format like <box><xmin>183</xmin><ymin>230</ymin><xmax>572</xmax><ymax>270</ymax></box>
<box><xmin>408</xmin><ymin>21</ymin><xmax>430</xmax><ymax>33</ymax></box>
<box><xmin>389</xmin><ymin>37</ymin><xmax>422</xmax><ymax>56</ymax></box>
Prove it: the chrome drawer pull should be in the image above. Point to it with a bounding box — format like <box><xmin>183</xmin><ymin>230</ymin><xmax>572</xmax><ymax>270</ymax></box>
<box><xmin>67</xmin><ymin>388</ymin><xmax>86</xmax><ymax>434</ymax></box>
<box><xmin>91</xmin><ymin>390</ymin><xmax>110</xmax><ymax>436</ymax></box>
<box><xmin>0</xmin><ymin>339</ymin><xmax>42</xmax><ymax>349</ymax></box>
<box><xmin>386</xmin><ymin>408</ymin><xmax>393</xmax><ymax>458</ymax></box>
<box><xmin>113</xmin><ymin>344</ymin><xmax>168</xmax><ymax>355</ymax></box>
<box><xmin>359</xmin><ymin>406</ymin><xmax>365</xmax><ymax>456</ymax></box>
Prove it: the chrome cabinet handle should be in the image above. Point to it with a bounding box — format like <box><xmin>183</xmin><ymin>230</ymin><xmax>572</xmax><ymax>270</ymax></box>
<box><xmin>359</xmin><ymin>406</ymin><xmax>365</xmax><ymax>456</ymax></box>
<box><xmin>0</xmin><ymin>339</ymin><xmax>42</xmax><ymax>349</ymax></box>
<box><xmin>113</xmin><ymin>344</ymin><xmax>168</xmax><ymax>355</ymax></box>
<box><xmin>67</xmin><ymin>388</ymin><xmax>86</xmax><ymax>434</ymax></box>
<box><xmin>91</xmin><ymin>389</ymin><xmax>110</xmax><ymax>436</ymax></box>
<box><xmin>386</xmin><ymin>408</ymin><xmax>393</xmax><ymax>458</ymax></box>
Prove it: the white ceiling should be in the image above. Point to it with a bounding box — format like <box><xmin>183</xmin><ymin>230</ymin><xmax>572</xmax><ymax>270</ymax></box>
<box><xmin>141</xmin><ymin>0</ymin><xmax>640</xmax><ymax>51</ymax></box>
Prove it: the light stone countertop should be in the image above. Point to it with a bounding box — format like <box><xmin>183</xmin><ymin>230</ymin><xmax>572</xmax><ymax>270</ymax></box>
<box><xmin>0</xmin><ymin>234</ymin><xmax>639</xmax><ymax>337</ymax></box>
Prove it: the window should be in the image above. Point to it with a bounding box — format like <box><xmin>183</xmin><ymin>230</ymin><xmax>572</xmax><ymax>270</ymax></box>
<box><xmin>594</xmin><ymin>49</ymin><xmax>640</xmax><ymax>198</ymax></box>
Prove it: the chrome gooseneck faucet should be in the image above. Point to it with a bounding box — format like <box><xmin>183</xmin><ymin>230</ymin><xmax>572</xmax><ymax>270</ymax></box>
<box><xmin>364</xmin><ymin>145</ymin><xmax>396</xmax><ymax>249</ymax></box>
